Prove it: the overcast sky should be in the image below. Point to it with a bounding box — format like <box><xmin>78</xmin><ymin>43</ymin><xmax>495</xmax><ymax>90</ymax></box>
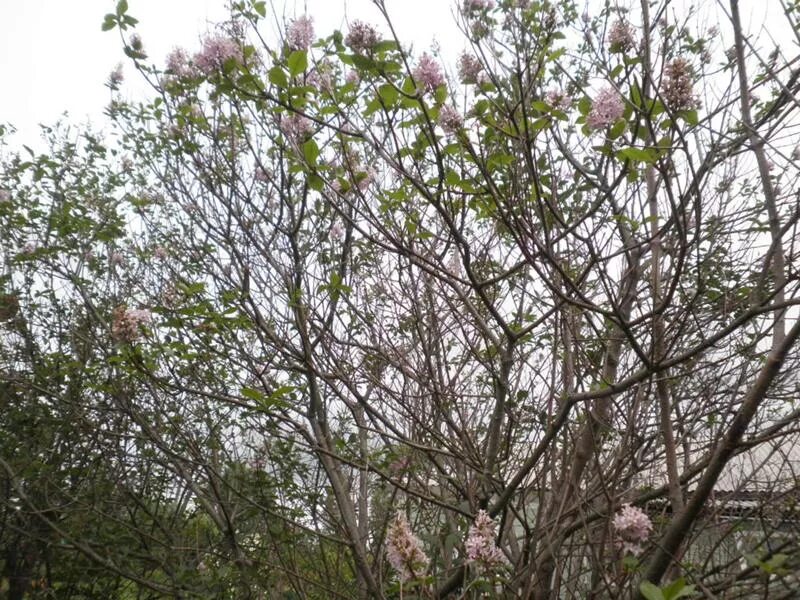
<box><xmin>0</xmin><ymin>0</ymin><xmax>459</xmax><ymax>148</ymax></box>
<box><xmin>0</xmin><ymin>1</ymin><xmax>788</xmax><ymax>149</ymax></box>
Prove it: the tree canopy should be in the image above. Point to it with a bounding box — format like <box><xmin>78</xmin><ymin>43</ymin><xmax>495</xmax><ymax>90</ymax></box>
<box><xmin>2</xmin><ymin>1</ymin><xmax>800</xmax><ymax>598</ymax></box>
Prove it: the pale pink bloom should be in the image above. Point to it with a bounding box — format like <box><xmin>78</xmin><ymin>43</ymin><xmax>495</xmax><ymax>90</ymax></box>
<box><xmin>587</xmin><ymin>86</ymin><xmax>624</xmax><ymax>130</ymax></box>
<box><xmin>386</xmin><ymin>513</ymin><xmax>428</xmax><ymax>581</ymax></box>
<box><xmin>154</xmin><ymin>246</ymin><xmax>168</xmax><ymax>260</ymax></box>
<box><xmin>613</xmin><ymin>504</ymin><xmax>652</xmax><ymax>555</ymax></box>
<box><xmin>355</xmin><ymin>166</ymin><xmax>377</xmax><ymax>191</ymax></box>
<box><xmin>110</xmin><ymin>251</ymin><xmax>125</xmax><ymax>266</ymax></box>
<box><xmin>129</xmin><ymin>33</ymin><xmax>144</xmax><ymax>52</ymax></box>
<box><xmin>254</xmin><ymin>167</ymin><xmax>271</xmax><ymax>182</ymax></box>
<box><xmin>463</xmin><ymin>0</ymin><xmax>495</xmax><ymax>12</ymax></box>
<box><xmin>166</xmin><ymin>47</ymin><xmax>194</xmax><ymax>78</ymax></box>
<box><xmin>608</xmin><ymin>19</ymin><xmax>636</xmax><ymax>52</ymax></box>
<box><xmin>438</xmin><ymin>104</ymin><xmax>463</xmax><ymax>134</ymax></box>
<box><xmin>345</xmin><ymin>21</ymin><xmax>379</xmax><ymax>53</ymax></box>
<box><xmin>413</xmin><ymin>53</ymin><xmax>445</xmax><ymax>95</ymax></box>
<box><xmin>545</xmin><ymin>89</ymin><xmax>572</xmax><ymax>110</ymax></box>
<box><xmin>345</xmin><ymin>69</ymin><xmax>360</xmax><ymax>85</ymax></box>
<box><xmin>457</xmin><ymin>53</ymin><xmax>484</xmax><ymax>85</ymax></box>
<box><xmin>707</xmin><ymin>25</ymin><xmax>719</xmax><ymax>37</ymax></box>
<box><xmin>465</xmin><ymin>510</ymin><xmax>507</xmax><ymax>570</ymax></box>
<box><xmin>0</xmin><ymin>189</ymin><xmax>10</xmax><ymax>203</ymax></box>
<box><xmin>109</xmin><ymin>63</ymin><xmax>124</xmax><ymax>87</ymax></box>
<box><xmin>111</xmin><ymin>306</ymin><xmax>151</xmax><ymax>342</ymax></box>
<box><xmin>21</xmin><ymin>241</ymin><xmax>38</xmax><ymax>255</ymax></box>
<box><xmin>194</xmin><ymin>36</ymin><xmax>242</xmax><ymax>75</ymax></box>
<box><xmin>307</xmin><ymin>68</ymin><xmax>333</xmax><ymax>93</ymax></box>
<box><xmin>287</xmin><ymin>16</ymin><xmax>314</xmax><ymax>51</ymax></box>
<box><xmin>662</xmin><ymin>57</ymin><xmax>699</xmax><ymax>111</ymax></box>
<box><xmin>330</xmin><ymin>222</ymin><xmax>344</xmax><ymax>241</ymax></box>
<box><xmin>279</xmin><ymin>113</ymin><xmax>313</xmax><ymax>145</ymax></box>
<box><xmin>389</xmin><ymin>456</ymin><xmax>411</xmax><ymax>474</ymax></box>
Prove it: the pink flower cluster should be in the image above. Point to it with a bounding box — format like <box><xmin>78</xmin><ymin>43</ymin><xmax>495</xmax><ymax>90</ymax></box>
<box><xmin>345</xmin><ymin>21</ymin><xmax>379</xmax><ymax>54</ymax></box>
<box><xmin>386</xmin><ymin>513</ymin><xmax>429</xmax><ymax>582</ymax></box>
<box><xmin>458</xmin><ymin>53</ymin><xmax>485</xmax><ymax>85</ymax></box>
<box><xmin>193</xmin><ymin>36</ymin><xmax>243</xmax><ymax>76</ymax></box>
<box><xmin>438</xmin><ymin>104</ymin><xmax>463</xmax><ymax>134</ymax></box>
<box><xmin>166</xmin><ymin>47</ymin><xmax>194</xmax><ymax>78</ymax></box>
<box><xmin>608</xmin><ymin>18</ymin><xmax>636</xmax><ymax>52</ymax></box>
<box><xmin>413</xmin><ymin>53</ymin><xmax>446</xmax><ymax>95</ymax></box>
<box><xmin>109</xmin><ymin>64</ymin><xmax>124</xmax><ymax>88</ymax></box>
<box><xmin>612</xmin><ymin>504</ymin><xmax>652</xmax><ymax>555</ymax></box>
<box><xmin>279</xmin><ymin>113</ymin><xmax>313</xmax><ymax>145</ymax></box>
<box><xmin>463</xmin><ymin>0</ymin><xmax>495</xmax><ymax>12</ymax></box>
<box><xmin>587</xmin><ymin>86</ymin><xmax>625</xmax><ymax>130</ymax></box>
<box><xmin>546</xmin><ymin>89</ymin><xmax>572</xmax><ymax>110</ymax></box>
<box><xmin>112</xmin><ymin>306</ymin><xmax>152</xmax><ymax>342</ymax></box>
<box><xmin>465</xmin><ymin>510</ymin><xmax>507</xmax><ymax>570</ymax></box>
<box><xmin>287</xmin><ymin>16</ymin><xmax>314</xmax><ymax>51</ymax></box>
<box><xmin>661</xmin><ymin>57</ymin><xmax>699</xmax><ymax>111</ymax></box>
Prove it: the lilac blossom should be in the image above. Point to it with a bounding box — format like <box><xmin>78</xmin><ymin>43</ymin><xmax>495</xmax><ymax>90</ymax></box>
<box><xmin>586</xmin><ymin>86</ymin><xmax>625</xmax><ymax>130</ymax></box>
<box><xmin>463</xmin><ymin>0</ymin><xmax>495</xmax><ymax>12</ymax></box>
<box><xmin>613</xmin><ymin>504</ymin><xmax>652</xmax><ymax>555</ymax></box>
<box><xmin>287</xmin><ymin>16</ymin><xmax>314</xmax><ymax>51</ymax></box>
<box><xmin>111</xmin><ymin>306</ymin><xmax>152</xmax><ymax>342</ymax></box>
<box><xmin>608</xmin><ymin>18</ymin><xmax>636</xmax><ymax>52</ymax></box>
<box><xmin>465</xmin><ymin>510</ymin><xmax>507</xmax><ymax>570</ymax></box>
<box><xmin>438</xmin><ymin>104</ymin><xmax>463</xmax><ymax>134</ymax></box>
<box><xmin>109</xmin><ymin>63</ymin><xmax>124</xmax><ymax>87</ymax></box>
<box><xmin>166</xmin><ymin>47</ymin><xmax>194</xmax><ymax>78</ymax></box>
<box><xmin>279</xmin><ymin>113</ymin><xmax>313</xmax><ymax>145</ymax></box>
<box><xmin>386</xmin><ymin>513</ymin><xmax>429</xmax><ymax>581</ymax></box>
<box><xmin>545</xmin><ymin>89</ymin><xmax>572</xmax><ymax>110</ymax></box>
<box><xmin>345</xmin><ymin>69</ymin><xmax>360</xmax><ymax>86</ymax></box>
<box><xmin>194</xmin><ymin>36</ymin><xmax>242</xmax><ymax>76</ymax></box>
<box><xmin>345</xmin><ymin>21</ymin><xmax>379</xmax><ymax>53</ymax></box>
<box><xmin>129</xmin><ymin>33</ymin><xmax>144</xmax><ymax>53</ymax></box>
<box><xmin>661</xmin><ymin>57</ymin><xmax>699</xmax><ymax>111</ymax></box>
<box><xmin>458</xmin><ymin>52</ymin><xmax>484</xmax><ymax>85</ymax></box>
<box><xmin>110</xmin><ymin>251</ymin><xmax>125</xmax><ymax>267</ymax></box>
<box><xmin>0</xmin><ymin>189</ymin><xmax>11</xmax><ymax>203</ymax></box>
<box><xmin>413</xmin><ymin>53</ymin><xmax>445</xmax><ymax>95</ymax></box>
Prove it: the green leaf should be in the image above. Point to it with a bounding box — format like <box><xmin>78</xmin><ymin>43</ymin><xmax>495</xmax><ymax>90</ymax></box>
<box><xmin>608</xmin><ymin>119</ymin><xmax>626</xmax><ymax>139</ymax></box>
<box><xmin>445</xmin><ymin>170</ymin><xmax>461</xmax><ymax>186</ymax></box>
<box><xmin>253</xmin><ymin>1</ymin><xmax>266</xmax><ymax>17</ymax></box>
<box><xmin>308</xmin><ymin>173</ymin><xmax>324</xmax><ymax>191</ymax></box>
<box><xmin>116</xmin><ymin>0</ymin><xmax>128</xmax><ymax>15</ymax></box>
<box><xmin>639</xmin><ymin>581</ymin><xmax>665</xmax><ymax>600</ymax></box>
<box><xmin>241</xmin><ymin>387</ymin><xmax>264</xmax><ymax>402</ymax></box>
<box><xmin>287</xmin><ymin>50</ymin><xmax>308</xmax><ymax>77</ymax></box>
<box><xmin>681</xmin><ymin>109</ymin><xmax>699</xmax><ymax>126</ymax></box>
<box><xmin>372</xmin><ymin>40</ymin><xmax>397</xmax><ymax>53</ymax></box>
<box><xmin>630</xmin><ymin>84</ymin><xmax>642</xmax><ymax>108</ymax></box>
<box><xmin>578</xmin><ymin>96</ymin><xmax>592</xmax><ymax>116</ymax></box>
<box><xmin>101</xmin><ymin>14</ymin><xmax>117</xmax><ymax>31</ymax></box>
<box><xmin>616</xmin><ymin>146</ymin><xmax>657</xmax><ymax>164</ymax></box>
<box><xmin>302</xmin><ymin>139</ymin><xmax>319</xmax><ymax>166</ymax></box>
<box><xmin>662</xmin><ymin>578</ymin><xmax>695</xmax><ymax>600</ymax></box>
<box><xmin>268</xmin><ymin>66</ymin><xmax>288</xmax><ymax>88</ymax></box>
<box><xmin>378</xmin><ymin>83</ymin><xmax>399</xmax><ymax>107</ymax></box>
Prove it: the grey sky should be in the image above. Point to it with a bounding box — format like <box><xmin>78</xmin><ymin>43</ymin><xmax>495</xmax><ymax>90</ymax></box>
<box><xmin>0</xmin><ymin>1</ymin><xmax>789</xmax><ymax>148</ymax></box>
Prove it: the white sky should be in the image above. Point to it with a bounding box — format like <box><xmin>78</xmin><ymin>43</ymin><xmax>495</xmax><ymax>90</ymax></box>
<box><xmin>0</xmin><ymin>1</ymin><xmax>789</xmax><ymax>149</ymax></box>
<box><xmin>0</xmin><ymin>0</ymin><xmax>460</xmax><ymax>148</ymax></box>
